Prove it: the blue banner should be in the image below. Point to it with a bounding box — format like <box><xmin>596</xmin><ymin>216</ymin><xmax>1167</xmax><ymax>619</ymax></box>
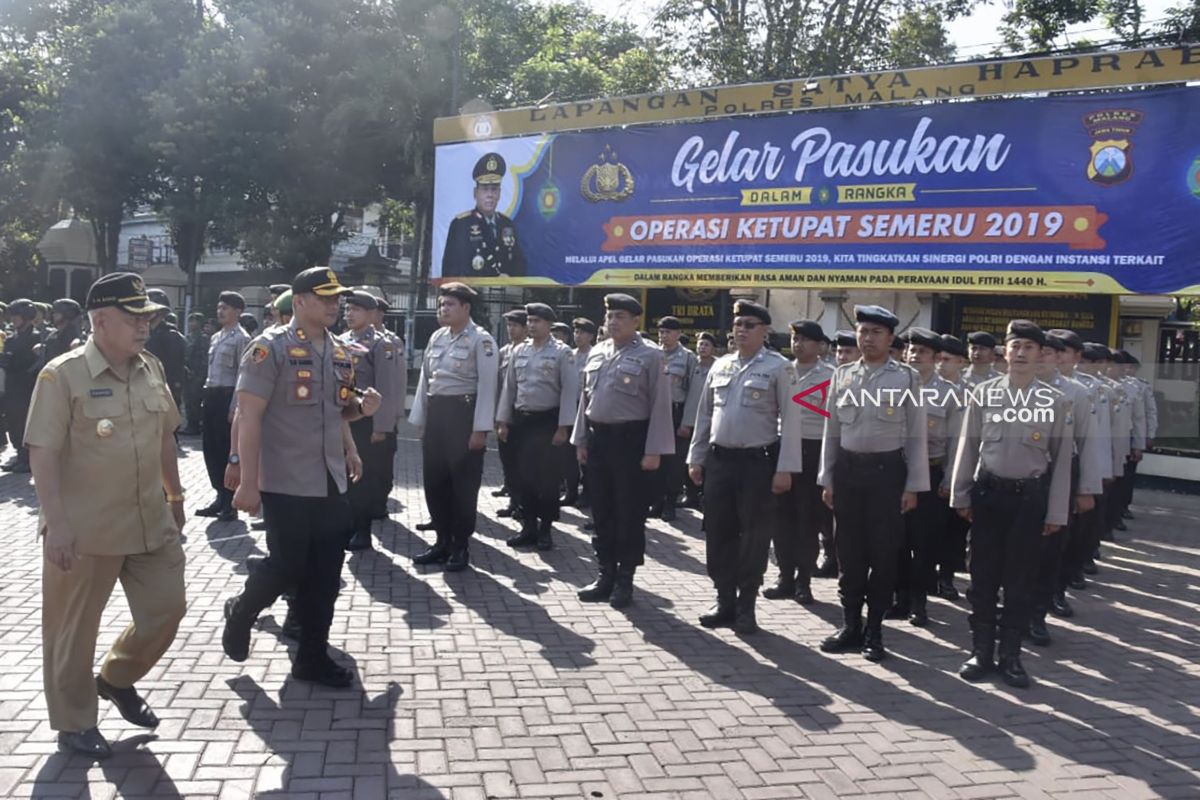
<box><xmin>432</xmin><ymin>86</ymin><xmax>1200</xmax><ymax>294</ymax></box>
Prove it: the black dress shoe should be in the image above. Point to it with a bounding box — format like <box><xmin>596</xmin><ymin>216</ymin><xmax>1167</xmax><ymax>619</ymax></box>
<box><xmin>1114</xmin><ymin>520</ymin><xmax>1127</xmax><ymax>532</ymax></box>
<box><xmin>506</xmin><ymin>529</ymin><xmax>538</xmax><ymax>548</ymax></box>
<box><xmin>497</xmin><ymin>506</ymin><xmax>516</xmax><ymax>518</ymax></box>
<box><xmin>578</xmin><ymin>571</ymin><xmax>615</xmax><ymax>602</ymax></box>
<box><xmin>794</xmin><ymin>584</ymin><xmax>814</xmax><ymax>605</ymax></box>
<box><xmin>820</xmin><ymin>624</ymin><xmax>863</xmax><ymax>653</ymax></box>
<box><xmin>57</xmin><ymin>727</ymin><xmax>112</xmax><ymax>759</ymax></box>
<box><xmin>861</xmin><ymin>625</ymin><xmax>886</xmax><ymax>662</ymax></box>
<box><xmin>222</xmin><ymin>597</ymin><xmax>252</xmax><ymax>663</ymax></box>
<box><xmin>1068</xmin><ymin>573</ymin><xmax>1088</xmax><ymax>590</ymax></box>
<box><xmin>195</xmin><ymin>500</ymin><xmax>223</xmax><ymax>517</ymax></box>
<box><xmin>1122</xmin><ymin>509</ymin><xmax>1134</xmax><ymax>520</ymax></box>
<box><xmin>908</xmin><ymin>609</ymin><xmax>929</xmax><ymax>627</ymax></box>
<box><xmin>762</xmin><ymin>581</ymin><xmax>796</xmax><ymax>600</ymax></box>
<box><xmin>217</xmin><ymin>507</ymin><xmax>237</xmax><ymax>522</ymax></box>
<box><xmin>609</xmin><ymin>573</ymin><xmax>634</xmax><ymax>609</ymax></box>
<box><xmin>937</xmin><ymin>579</ymin><xmax>961</xmax><ymax>601</ymax></box>
<box><xmin>734</xmin><ymin>608</ymin><xmax>759</xmax><ymax>635</ymax></box>
<box><xmin>415</xmin><ymin>521</ymin><xmax>435</xmax><ymax>532</ymax></box>
<box><xmin>536</xmin><ymin>529</ymin><xmax>553</xmax><ymax>551</ymax></box>
<box><xmin>1082</xmin><ymin>560</ymin><xmax>1098</xmax><ymax>575</ymax></box>
<box><xmin>699</xmin><ymin>600</ymin><xmax>736</xmax><ymax>628</ymax></box>
<box><xmin>1027</xmin><ymin>619</ymin><xmax>1051</xmax><ymax>646</ymax></box>
<box><xmin>413</xmin><ymin>546</ymin><xmax>450</xmax><ymax>566</ymax></box>
<box><xmin>251</xmin><ymin>520</ymin><xmax>267</xmax><ymax>531</ymax></box>
<box><xmin>292</xmin><ymin>656</ymin><xmax>354</xmax><ymax>688</ymax></box>
<box><xmin>491</xmin><ymin>487</ymin><xmax>509</xmax><ymax>497</ymax></box>
<box><xmin>1050</xmin><ymin>593</ymin><xmax>1074</xmax><ymax>618</ymax></box>
<box><xmin>959</xmin><ymin>653</ymin><xmax>994</xmax><ymax>682</ymax></box>
<box><xmin>999</xmin><ymin>655</ymin><xmax>1030</xmax><ymax>688</ymax></box>
<box><xmin>445</xmin><ymin>548</ymin><xmax>470</xmax><ymax>572</ymax></box>
<box><xmin>346</xmin><ymin>530</ymin><xmax>373</xmax><ymax>551</ymax></box>
<box><xmin>97</xmin><ymin>675</ymin><xmax>160</xmax><ymax>728</ymax></box>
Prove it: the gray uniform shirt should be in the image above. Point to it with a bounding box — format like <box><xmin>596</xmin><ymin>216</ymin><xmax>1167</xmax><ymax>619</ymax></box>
<box><xmin>963</xmin><ymin>365</ymin><xmax>1001</xmax><ymax>388</ymax></box>
<box><xmin>950</xmin><ymin>374</ymin><xmax>1074</xmax><ymax>526</ymax></box>
<box><xmin>1051</xmin><ymin>370</ymin><xmax>1103</xmax><ymax>496</ymax></box>
<box><xmin>1073</xmin><ymin>371</ymin><xmax>1114</xmax><ymax>481</ymax></box>
<box><xmin>496</xmin><ymin>337</ymin><xmax>579</xmax><ymax>427</ymax></box>
<box><xmin>920</xmin><ymin>370</ymin><xmax>960</xmax><ymax>465</ymax></box>
<box><xmin>792</xmin><ymin>359</ymin><xmax>834</xmax><ymax>440</ymax></box>
<box><xmin>818</xmin><ymin>358</ymin><xmax>929</xmax><ymax>493</ymax></box>
<box><xmin>1104</xmin><ymin>375</ymin><xmax>1132</xmax><ymax>472</ymax></box>
<box><xmin>206</xmin><ymin>324</ymin><xmax>249</xmax><ymax>388</ymax></box>
<box><xmin>381</xmin><ymin>328</ymin><xmax>408</xmax><ymax>428</ymax></box>
<box><xmin>570</xmin><ymin>334</ymin><xmax>675</xmax><ymax>456</ymax></box>
<box><xmin>237</xmin><ymin>323</ymin><xmax>354</xmax><ymax>496</ymax></box>
<box><xmin>686</xmin><ymin>347</ymin><xmax>804</xmax><ymax>472</ymax></box>
<box><xmin>1122</xmin><ymin>376</ymin><xmax>1147</xmax><ymax>451</ymax></box>
<box><xmin>342</xmin><ymin>326</ymin><xmax>403</xmax><ymax>435</ymax></box>
<box><xmin>662</xmin><ymin>345</ymin><xmax>699</xmax><ymax>406</ymax></box>
<box><xmin>682</xmin><ymin>357</ymin><xmax>717</xmax><ymax>428</ymax></box>
<box><xmin>1137</xmin><ymin>377</ymin><xmax>1157</xmax><ymax>440</ymax></box>
<box><xmin>409</xmin><ymin>323</ymin><xmax>499</xmax><ymax>433</ymax></box>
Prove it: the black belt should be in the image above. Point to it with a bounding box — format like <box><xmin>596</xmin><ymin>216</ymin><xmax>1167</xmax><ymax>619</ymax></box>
<box><xmin>204</xmin><ymin>385</ymin><xmax>235</xmax><ymax>393</ymax></box>
<box><xmin>711</xmin><ymin>442</ymin><xmax>779</xmax><ymax>461</ymax></box>
<box><xmin>588</xmin><ymin>419</ymin><xmax>648</xmax><ymax>434</ymax></box>
<box><xmin>514</xmin><ymin>408</ymin><xmax>558</xmax><ymax>419</ymax></box>
<box><xmin>978</xmin><ymin>472</ymin><xmax>1049</xmax><ymax>494</ymax></box>
<box><xmin>838</xmin><ymin>448</ymin><xmax>903</xmax><ymax>465</ymax></box>
<box><xmin>929</xmin><ymin>457</ymin><xmax>945</xmax><ymax>468</ymax></box>
<box><xmin>429</xmin><ymin>393</ymin><xmax>475</xmax><ymax>404</ymax></box>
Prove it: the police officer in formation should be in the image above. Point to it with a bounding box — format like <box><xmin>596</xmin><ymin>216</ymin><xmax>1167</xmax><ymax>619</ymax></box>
<box><xmin>561</xmin><ymin>317</ymin><xmax>597</xmax><ymax>508</ymax></box>
<box><xmin>963</xmin><ymin>331</ymin><xmax>1001</xmax><ymax>385</ymax></box>
<box><xmin>496</xmin><ymin>303</ymin><xmax>578</xmax><ymax>550</ymax></box>
<box><xmin>934</xmin><ymin>333</ymin><xmax>970</xmax><ymax>599</ymax></box>
<box><xmin>410</xmin><ymin>282</ymin><xmax>499</xmax><ymax>572</ymax></box>
<box><xmin>145</xmin><ymin>289</ymin><xmax>187</xmax><ymax>408</ymax></box>
<box><xmin>222</xmin><ymin>268</ymin><xmax>381</xmax><ymax>688</ymax></box>
<box><xmin>341</xmin><ymin>290</ymin><xmax>404</xmax><ymax>551</ymax></box>
<box><xmin>572</xmin><ymin>294</ymin><xmax>675</xmax><ymax>608</ymax></box>
<box><xmin>762</xmin><ymin>320</ymin><xmax>832</xmax><ymax>606</ymax></box>
<box><xmin>833</xmin><ymin>329</ymin><xmax>860</xmax><ymax>367</ymax></box>
<box><xmin>655</xmin><ymin>316</ymin><xmax>699</xmax><ymax>522</ymax></box>
<box><xmin>819</xmin><ymin>305</ymin><xmax>928</xmax><ymax>662</ymax></box>
<box><xmin>182</xmin><ymin>311</ymin><xmax>210</xmax><ymax>435</ymax></box>
<box><xmin>368</xmin><ymin>295</ymin><xmax>405</xmax><ymax>521</ymax></box>
<box><xmin>681</xmin><ymin>331</ymin><xmax>719</xmax><ymax>510</ymax></box>
<box><xmin>494</xmin><ymin>309</ymin><xmax>528</xmax><ymax>517</ymax></box>
<box><xmin>197</xmin><ymin>291</ymin><xmax>249</xmax><ymax>521</ymax></box>
<box><xmin>43</xmin><ymin>299</ymin><xmax>84</xmax><ymax>364</ymax></box>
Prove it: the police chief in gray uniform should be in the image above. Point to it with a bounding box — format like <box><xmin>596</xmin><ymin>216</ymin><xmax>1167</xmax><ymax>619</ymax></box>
<box><xmin>410</xmin><ymin>282</ymin><xmax>499</xmax><ymax>572</ymax></box>
<box><xmin>688</xmin><ymin>301</ymin><xmax>805</xmax><ymax>634</ymax></box>
<box><xmin>655</xmin><ymin>316</ymin><xmax>699</xmax><ymax>522</ymax></box>
<box><xmin>496</xmin><ymin>303</ymin><xmax>578</xmax><ymax>551</ymax></box>
<box><xmin>572</xmin><ymin>294</ymin><xmax>675</xmax><ymax>609</ymax></box>
<box><xmin>222</xmin><ymin>267</ymin><xmax>381</xmax><ymax>688</ymax></box>
<box><xmin>818</xmin><ymin>305</ymin><xmax>928</xmax><ymax>662</ymax></box>
<box><xmin>952</xmin><ymin>319</ymin><xmax>1073</xmax><ymax>689</ymax></box>
<box><xmin>763</xmin><ymin>320</ymin><xmax>832</xmax><ymax>606</ymax></box>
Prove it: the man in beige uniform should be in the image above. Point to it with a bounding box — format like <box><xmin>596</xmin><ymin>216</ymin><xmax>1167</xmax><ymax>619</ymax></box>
<box><xmin>27</xmin><ymin>272</ymin><xmax>187</xmax><ymax>759</ymax></box>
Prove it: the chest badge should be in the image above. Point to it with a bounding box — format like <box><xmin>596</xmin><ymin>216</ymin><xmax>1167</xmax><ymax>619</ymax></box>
<box><xmin>886</xmin><ymin>407</ymin><xmax>895</xmax><ymax>416</ymax></box>
<box><xmin>295</xmin><ymin>384</ymin><xmax>311</xmax><ymax>400</ymax></box>
<box><xmin>751</xmin><ymin>390</ymin><xmax>761</xmax><ymax>400</ymax></box>
<box><xmin>1031</xmin><ymin>431</ymin><xmax>1042</xmax><ymax>442</ymax></box>
<box><xmin>623</xmin><ymin>376</ymin><xmax>632</xmax><ymax>385</ymax></box>
<box><xmin>96</xmin><ymin>419</ymin><xmax>115</xmax><ymax>438</ymax></box>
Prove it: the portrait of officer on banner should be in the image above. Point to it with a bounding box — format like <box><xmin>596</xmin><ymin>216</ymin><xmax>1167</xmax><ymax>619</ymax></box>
<box><xmin>441</xmin><ymin>153</ymin><xmax>527</xmax><ymax>278</ymax></box>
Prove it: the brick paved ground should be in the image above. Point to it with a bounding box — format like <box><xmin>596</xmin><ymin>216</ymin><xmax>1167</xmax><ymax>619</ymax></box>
<box><xmin>1</xmin><ymin>427</ymin><xmax>1199</xmax><ymax>799</ymax></box>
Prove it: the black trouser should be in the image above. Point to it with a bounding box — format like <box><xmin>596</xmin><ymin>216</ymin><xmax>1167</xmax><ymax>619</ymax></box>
<box><xmin>511</xmin><ymin>408</ymin><xmax>562</xmax><ymax>525</ymax></box>
<box><xmin>1090</xmin><ymin>488</ymin><xmax>1109</xmax><ymax>552</ymax></box>
<box><xmin>1103</xmin><ymin>464</ymin><xmax>1126</xmax><ymax>534</ymax></box>
<box><xmin>832</xmin><ymin>449</ymin><xmax>906</xmax><ymax>620</ymax></box>
<box><xmin>4</xmin><ymin>384</ymin><xmax>32</xmax><ymax>460</ymax></box>
<box><xmin>704</xmin><ymin>443</ymin><xmax>780</xmax><ymax>595</ymax></box>
<box><xmin>561</xmin><ymin>427</ymin><xmax>582</xmax><ymax>500</ymax></box>
<box><xmin>586</xmin><ymin>420</ymin><xmax>651</xmax><ymax>570</ymax></box>
<box><xmin>239</xmin><ymin>475</ymin><xmax>351</xmax><ymax>662</ymax></box>
<box><xmin>657</xmin><ymin>402</ymin><xmax>687</xmax><ymax>509</ymax></box>
<box><xmin>1036</xmin><ymin>457</ymin><xmax>1079</xmax><ymax>616</ymax></box>
<box><xmin>184</xmin><ymin>375</ymin><xmax>205</xmax><ymax>432</ymax></box>
<box><xmin>372</xmin><ymin>432</ymin><xmax>397</xmax><ymax>518</ymax></box>
<box><xmin>939</xmin><ymin>507</ymin><xmax>970</xmax><ymax>581</ymax></box>
<box><xmin>1119</xmin><ymin>458</ymin><xmax>1137</xmax><ymax>513</ymax></box>
<box><xmin>771</xmin><ymin>439</ymin><xmax>823</xmax><ymax>587</ymax></box>
<box><xmin>498</xmin><ymin>430</ymin><xmax>516</xmax><ymax>496</ymax></box>
<box><xmin>967</xmin><ymin>473</ymin><xmax>1048</xmax><ymax>639</ymax></box>
<box><xmin>422</xmin><ymin>395</ymin><xmax>485</xmax><ymax>551</ymax></box>
<box><xmin>347</xmin><ymin>418</ymin><xmax>385</xmax><ymax>535</ymax></box>
<box><xmin>202</xmin><ymin>386</ymin><xmax>235</xmax><ymax>508</ymax></box>
<box><xmin>895</xmin><ymin>463</ymin><xmax>946</xmax><ymax>603</ymax></box>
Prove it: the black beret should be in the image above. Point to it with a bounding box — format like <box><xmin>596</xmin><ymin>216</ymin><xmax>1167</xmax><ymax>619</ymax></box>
<box><xmin>218</xmin><ymin>290</ymin><xmax>247</xmax><ymax>310</ymax></box>
<box><xmin>146</xmin><ymin>288</ymin><xmax>171</xmax><ymax>307</ymax></box>
<box><xmin>891</xmin><ymin>336</ymin><xmax>905</xmax><ymax>351</ymax></box>
<box><xmin>902</xmin><ymin>326</ymin><xmax>942</xmax><ymax>352</ymax></box>
<box><xmin>604</xmin><ymin>293</ymin><xmax>642</xmax><ymax>315</ymax></box>
<box><xmin>1124</xmin><ymin>352</ymin><xmax>1140</xmax><ymax>366</ymax></box>
<box><xmin>439</xmin><ymin>281</ymin><xmax>478</xmax><ymax>304</ymax></box>
<box><xmin>375</xmin><ymin>295</ymin><xmax>390</xmax><ymax>312</ymax></box>
<box><xmin>835</xmin><ymin>330</ymin><xmax>858</xmax><ymax>347</ymax></box>
<box><xmin>188</xmin><ymin>311</ymin><xmax>206</xmax><ymax>322</ymax></box>
<box><xmin>525</xmin><ymin>302</ymin><xmax>557</xmax><ymax>322</ymax></box>
<box><xmin>789</xmin><ymin>320</ymin><xmax>825</xmax><ymax>342</ymax></box>
<box><xmin>967</xmin><ymin>331</ymin><xmax>997</xmax><ymax>348</ymax></box>
<box><xmin>1043</xmin><ymin>334</ymin><xmax>1067</xmax><ymax>352</ymax></box>
<box><xmin>939</xmin><ymin>334</ymin><xmax>967</xmax><ymax>357</ymax></box>
<box><xmin>239</xmin><ymin>313</ymin><xmax>259</xmax><ymax>334</ymax></box>
<box><xmin>572</xmin><ymin>317</ymin><xmax>597</xmax><ymax>334</ymax></box>
<box><xmin>656</xmin><ymin>316</ymin><xmax>682</xmax><ymax>330</ymax></box>
<box><xmin>52</xmin><ymin>298</ymin><xmax>82</xmax><ymax>318</ymax></box>
<box><xmin>551</xmin><ymin>322</ymin><xmax>571</xmax><ymax>334</ymax></box>
<box><xmin>1082</xmin><ymin>342</ymin><xmax>1111</xmax><ymax>362</ymax></box>
<box><xmin>345</xmin><ymin>290</ymin><xmax>378</xmax><ymax>310</ymax></box>
<box><xmin>503</xmin><ymin>308</ymin><xmax>528</xmax><ymax>325</ymax></box>
<box><xmin>292</xmin><ymin>268</ymin><xmax>351</xmax><ymax>298</ymax></box>
<box><xmin>85</xmin><ymin>274</ymin><xmax>166</xmax><ymax>315</ymax></box>
<box><xmin>1046</xmin><ymin>328</ymin><xmax>1083</xmax><ymax>351</ymax></box>
<box><xmin>269</xmin><ymin>284</ymin><xmax>290</xmax><ymax>297</ymax></box>
<box><xmin>1113</xmin><ymin>349</ymin><xmax>1135</xmax><ymax>364</ymax></box>
<box><xmin>1005</xmin><ymin>319</ymin><xmax>1045</xmax><ymax>346</ymax></box>
<box><xmin>854</xmin><ymin>304</ymin><xmax>898</xmax><ymax>331</ymax></box>
<box><xmin>7</xmin><ymin>298</ymin><xmax>36</xmax><ymax>317</ymax></box>
<box><xmin>732</xmin><ymin>299</ymin><xmax>771</xmax><ymax>325</ymax></box>
<box><xmin>697</xmin><ymin>331</ymin><xmax>717</xmax><ymax>345</ymax></box>
<box><xmin>473</xmin><ymin>153</ymin><xmax>506</xmax><ymax>185</ymax></box>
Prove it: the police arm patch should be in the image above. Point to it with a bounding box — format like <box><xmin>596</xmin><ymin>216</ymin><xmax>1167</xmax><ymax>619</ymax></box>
<box><xmin>247</xmin><ymin>343</ymin><xmax>270</xmax><ymax>364</ymax></box>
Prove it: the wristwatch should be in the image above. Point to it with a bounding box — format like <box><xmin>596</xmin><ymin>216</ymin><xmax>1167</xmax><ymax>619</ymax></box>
<box><xmin>228</xmin><ymin>454</ymin><xmax>240</xmax><ymax>465</ymax></box>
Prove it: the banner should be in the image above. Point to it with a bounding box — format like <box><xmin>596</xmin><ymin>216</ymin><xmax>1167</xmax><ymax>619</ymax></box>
<box><xmin>942</xmin><ymin>294</ymin><xmax>1116</xmax><ymax>345</ymax></box>
<box><xmin>432</xmin><ymin>86</ymin><xmax>1200</xmax><ymax>294</ymax></box>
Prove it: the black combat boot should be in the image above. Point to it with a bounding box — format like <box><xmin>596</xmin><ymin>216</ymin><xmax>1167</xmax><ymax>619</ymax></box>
<box><xmin>820</xmin><ymin>603</ymin><xmax>864</xmax><ymax>653</ymax></box>
<box><xmin>997</xmin><ymin>629</ymin><xmax>1031</xmax><ymax>688</ymax></box>
<box><xmin>861</xmin><ymin>612</ymin><xmax>886</xmax><ymax>662</ymax></box>
<box><xmin>536</xmin><ymin>519</ymin><xmax>554</xmax><ymax>551</ymax></box>
<box><xmin>609</xmin><ymin>566</ymin><xmax>636</xmax><ymax>609</ymax></box>
<box><xmin>506</xmin><ymin>520</ymin><xmax>538</xmax><ymax>548</ymax></box>
<box><xmin>908</xmin><ymin>593</ymin><xmax>929</xmax><ymax>627</ymax></box>
<box><xmin>577</xmin><ymin>567</ymin><xmax>615</xmax><ymax>602</ymax></box>
<box><xmin>762</xmin><ymin>573</ymin><xmax>796</xmax><ymax>600</ymax></box>
<box><xmin>1027</xmin><ymin>614</ymin><xmax>1052</xmax><ymax>647</ymax></box>
<box><xmin>959</xmin><ymin>625</ymin><xmax>996</xmax><ymax>682</ymax></box>
<box><xmin>699</xmin><ymin>587</ymin><xmax>736</xmax><ymax>628</ymax></box>
<box><xmin>794</xmin><ymin>578</ymin><xmax>814</xmax><ymax>606</ymax></box>
<box><xmin>734</xmin><ymin>588</ymin><xmax>759</xmax><ymax>635</ymax></box>
<box><xmin>1050</xmin><ymin>591</ymin><xmax>1074</xmax><ymax>618</ymax></box>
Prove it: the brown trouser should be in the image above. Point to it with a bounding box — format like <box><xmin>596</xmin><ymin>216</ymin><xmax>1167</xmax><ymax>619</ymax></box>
<box><xmin>42</xmin><ymin>540</ymin><xmax>186</xmax><ymax>732</ymax></box>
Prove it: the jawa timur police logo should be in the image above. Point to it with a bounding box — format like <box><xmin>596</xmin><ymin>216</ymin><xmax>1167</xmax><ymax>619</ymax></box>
<box><xmin>1083</xmin><ymin>109</ymin><xmax>1144</xmax><ymax>186</ymax></box>
<box><xmin>581</xmin><ymin>144</ymin><xmax>634</xmax><ymax>202</ymax></box>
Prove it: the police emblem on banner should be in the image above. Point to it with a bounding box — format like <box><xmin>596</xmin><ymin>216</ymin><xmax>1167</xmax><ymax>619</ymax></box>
<box><xmin>581</xmin><ymin>144</ymin><xmax>634</xmax><ymax>202</ymax></box>
<box><xmin>1083</xmin><ymin>109</ymin><xmax>1144</xmax><ymax>186</ymax></box>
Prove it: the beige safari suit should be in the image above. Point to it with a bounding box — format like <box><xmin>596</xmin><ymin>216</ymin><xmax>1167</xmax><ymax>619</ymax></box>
<box><xmin>25</xmin><ymin>340</ymin><xmax>186</xmax><ymax>732</ymax></box>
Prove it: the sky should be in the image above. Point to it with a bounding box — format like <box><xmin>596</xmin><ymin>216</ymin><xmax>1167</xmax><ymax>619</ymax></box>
<box><xmin>582</xmin><ymin>0</ymin><xmax>1180</xmax><ymax>65</ymax></box>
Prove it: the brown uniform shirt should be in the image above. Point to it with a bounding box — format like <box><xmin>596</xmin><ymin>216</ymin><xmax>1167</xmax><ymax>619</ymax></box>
<box><xmin>25</xmin><ymin>339</ymin><xmax>182</xmax><ymax>556</ymax></box>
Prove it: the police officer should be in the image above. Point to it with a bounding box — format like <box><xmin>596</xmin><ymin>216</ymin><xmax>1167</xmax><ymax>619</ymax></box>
<box><xmin>182</xmin><ymin>311</ymin><xmax>210</xmax><ymax>435</ymax></box>
<box><xmin>145</xmin><ymin>289</ymin><xmax>187</xmax><ymax>408</ymax></box>
<box><xmin>551</xmin><ymin>321</ymin><xmax>572</xmax><ymax>343</ymax></box>
<box><xmin>1097</xmin><ymin>346</ymin><xmax>1133</xmax><ymax>547</ymax></box>
<box><xmin>198</xmin><ymin>291</ymin><xmax>249</xmax><ymax>521</ymax></box>
<box><xmin>2</xmin><ymin>298</ymin><xmax>40</xmax><ymax>472</ymax></box>
<box><xmin>763</xmin><ymin>320</ymin><xmax>832</xmax><ymax>606</ymax></box>
<box><xmin>496</xmin><ymin>303</ymin><xmax>578</xmax><ymax>550</ymax></box>
<box><xmin>369</xmin><ymin>294</ymin><xmax>405</xmax><ymax>521</ymax></box>
<box><xmin>572</xmin><ymin>294</ymin><xmax>675</xmax><ymax>608</ymax></box>
<box><xmin>442</xmin><ymin>153</ymin><xmax>527</xmax><ymax>278</ymax></box>
<box><xmin>222</xmin><ymin>267</ymin><xmax>381</xmax><ymax>687</ymax></box>
<box><xmin>342</xmin><ymin>290</ymin><xmax>402</xmax><ymax>551</ymax></box>
<box><xmin>890</xmin><ymin>327</ymin><xmax>958</xmax><ymax>627</ymax></box>
<box><xmin>562</xmin><ymin>317</ymin><xmax>598</xmax><ymax>508</ymax></box>
<box><xmin>935</xmin><ymin>333</ymin><xmax>970</xmax><ymax>600</ymax></box>
<box><xmin>964</xmin><ymin>331</ymin><xmax>1001</xmax><ymax>386</ymax></box>
<box><xmin>26</xmin><ymin>273</ymin><xmax>186</xmax><ymax>758</ymax></box>
<box><xmin>818</xmin><ymin>305</ymin><xmax>928</xmax><ymax>662</ymax></box>
<box><xmin>952</xmin><ymin>320</ymin><xmax>1073</xmax><ymax>688</ymax></box>
<box><xmin>687</xmin><ymin>301</ymin><xmax>803</xmax><ymax>634</ymax></box>
<box><xmin>43</xmin><ymin>299</ymin><xmax>84</xmax><ymax>363</ymax></box>
<box><xmin>833</xmin><ymin>330</ymin><xmax>860</xmax><ymax>366</ymax></box>
<box><xmin>409</xmin><ymin>282</ymin><xmax>499</xmax><ymax>571</ymax></box>
<box><xmin>1077</xmin><ymin>343</ymin><xmax>1121</xmax><ymax>579</ymax></box>
<box><xmin>1112</xmin><ymin>351</ymin><xmax>1147</xmax><ymax>529</ymax></box>
<box><xmin>494</xmin><ymin>309</ymin><xmax>528</xmax><ymax>516</ymax></box>
<box><xmin>656</xmin><ymin>316</ymin><xmax>699</xmax><ymax>522</ymax></box>
<box><xmin>681</xmin><ymin>331</ymin><xmax>719</xmax><ymax>510</ymax></box>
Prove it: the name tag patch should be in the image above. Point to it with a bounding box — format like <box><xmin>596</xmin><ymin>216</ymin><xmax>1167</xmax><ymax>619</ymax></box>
<box><xmin>89</xmin><ymin>388</ymin><xmax>113</xmax><ymax>397</ymax></box>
